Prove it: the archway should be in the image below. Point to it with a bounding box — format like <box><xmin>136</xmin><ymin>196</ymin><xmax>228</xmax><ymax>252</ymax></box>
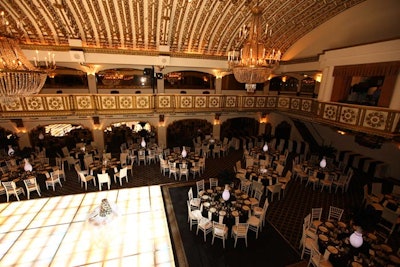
<box><xmin>29</xmin><ymin>124</ymin><xmax>93</xmax><ymax>158</ymax></box>
<box><xmin>103</xmin><ymin>121</ymin><xmax>157</xmax><ymax>154</ymax></box>
<box><xmin>166</xmin><ymin>119</ymin><xmax>212</xmax><ymax>148</ymax></box>
<box><xmin>220</xmin><ymin>117</ymin><xmax>259</xmax><ymax>140</ymax></box>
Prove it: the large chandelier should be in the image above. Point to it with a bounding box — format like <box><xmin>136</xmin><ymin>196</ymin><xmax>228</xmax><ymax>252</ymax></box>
<box><xmin>228</xmin><ymin>3</ymin><xmax>281</xmax><ymax>93</ymax></box>
<box><xmin>0</xmin><ymin>11</ymin><xmax>52</xmax><ymax>104</ymax></box>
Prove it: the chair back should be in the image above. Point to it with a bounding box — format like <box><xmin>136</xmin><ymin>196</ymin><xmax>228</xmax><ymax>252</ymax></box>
<box><xmin>24</xmin><ymin>177</ymin><xmax>37</xmax><ymax>187</ymax></box>
<box><xmin>311</xmin><ymin>207</ymin><xmax>323</xmax><ymax>221</ymax></box>
<box><xmin>2</xmin><ymin>181</ymin><xmax>15</xmax><ymax>191</ymax></box>
<box><xmin>97</xmin><ymin>173</ymin><xmax>110</xmax><ymax>183</ymax></box>
<box><xmin>119</xmin><ymin>167</ymin><xmax>128</xmax><ymax>177</ymax></box>
<box><xmin>196</xmin><ymin>179</ymin><xmax>205</xmax><ymax>193</ymax></box>
<box><xmin>328</xmin><ymin>206</ymin><xmax>344</xmax><ymax>221</ymax></box>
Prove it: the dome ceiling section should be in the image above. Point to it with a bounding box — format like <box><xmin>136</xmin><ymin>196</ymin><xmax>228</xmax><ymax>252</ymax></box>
<box><xmin>0</xmin><ymin>0</ymin><xmax>372</xmax><ymax>60</ymax></box>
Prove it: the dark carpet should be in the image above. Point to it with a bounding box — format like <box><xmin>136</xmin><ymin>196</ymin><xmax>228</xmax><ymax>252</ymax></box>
<box><xmin>163</xmin><ymin>182</ymin><xmax>301</xmax><ymax>267</ymax></box>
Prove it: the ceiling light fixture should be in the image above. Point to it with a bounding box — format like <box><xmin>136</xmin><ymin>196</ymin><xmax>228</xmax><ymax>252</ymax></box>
<box><xmin>0</xmin><ymin>11</ymin><xmax>54</xmax><ymax>104</ymax></box>
<box><xmin>228</xmin><ymin>1</ymin><xmax>281</xmax><ymax>93</ymax></box>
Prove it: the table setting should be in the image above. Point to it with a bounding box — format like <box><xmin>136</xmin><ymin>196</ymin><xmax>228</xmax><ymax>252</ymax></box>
<box><xmin>316</xmin><ymin>220</ymin><xmax>400</xmax><ymax>267</ymax></box>
<box><xmin>199</xmin><ymin>186</ymin><xmax>250</xmax><ymax>228</ymax></box>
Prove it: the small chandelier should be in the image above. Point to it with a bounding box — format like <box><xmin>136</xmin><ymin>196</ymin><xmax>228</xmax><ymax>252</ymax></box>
<box><xmin>0</xmin><ymin>11</ymin><xmax>53</xmax><ymax>104</ymax></box>
<box><xmin>228</xmin><ymin>3</ymin><xmax>281</xmax><ymax>93</ymax></box>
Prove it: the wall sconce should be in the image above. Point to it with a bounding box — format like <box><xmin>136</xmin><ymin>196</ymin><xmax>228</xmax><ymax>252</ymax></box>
<box><xmin>260</xmin><ymin>112</ymin><xmax>268</xmax><ymax>123</ymax></box>
<box><xmin>214</xmin><ymin>113</ymin><xmax>221</xmax><ymax>125</ymax></box>
<box><xmin>159</xmin><ymin>114</ymin><xmax>165</xmax><ymax>127</ymax></box>
<box><xmin>315</xmin><ymin>73</ymin><xmax>322</xmax><ymax>83</ymax></box>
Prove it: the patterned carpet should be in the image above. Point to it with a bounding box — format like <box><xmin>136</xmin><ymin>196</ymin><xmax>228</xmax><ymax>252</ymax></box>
<box><xmin>2</xmin><ymin>148</ymin><xmax>396</xmax><ymax>266</ymax></box>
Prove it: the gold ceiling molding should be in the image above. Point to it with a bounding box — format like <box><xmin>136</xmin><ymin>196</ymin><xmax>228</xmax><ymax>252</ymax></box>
<box><xmin>0</xmin><ymin>0</ymin><xmax>366</xmax><ymax>60</ymax></box>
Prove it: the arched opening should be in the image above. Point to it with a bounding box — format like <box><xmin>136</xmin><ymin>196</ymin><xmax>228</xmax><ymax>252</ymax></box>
<box><xmin>29</xmin><ymin>124</ymin><xmax>93</xmax><ymax>158</ymax></box>
<box><xmin>104</xmin><ymin>121</ymin><xmax>157</xmax><ymax>154</ymax></box>
<box><xmin>167</xmin><ymin>119</ymin><xmax>212</xmax><ymax>148</ymax></box>
<box><xmin>220</xmin><ymin>117</ymin><xmax>259</xmax><ymax>140</ymax></box>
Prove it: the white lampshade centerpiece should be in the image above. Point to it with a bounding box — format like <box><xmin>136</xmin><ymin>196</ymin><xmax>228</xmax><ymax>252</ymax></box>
<box><xmin>24</xmin><ymin>158</ymin><xmax>33</xmax><ymax>172</ymax></box>
<box><xmin>7</xmin><ymin>145</ymin><xmax>14</xmax><ymax>156</ymax></box>
<box><xmin>320</xmin><ymin>157</ymin><xmax>327</xmax><ymax>168</ymax></box>
<box><xmin>181</xmin><ymin>146</ymin><xmax>187</xmax><ymax>158</ymax></box>
<box><xmin>349</xmin><ymin>228</ymin><xmax>363</xmax><ymax>248</ymax></box>
<box><xmin>140</xmin><ymin>137</ymin><xmax>146</xmax><ymax>148</ymax></box>
<box><xmin>263</xmin><ymin>143</ymin><xmax>268</xmax><ymax>152</ymax></box>
<box><xmin>222</xmin><ymin>184</ymin><xmax>230</xmax><ymax>201</ymax></box>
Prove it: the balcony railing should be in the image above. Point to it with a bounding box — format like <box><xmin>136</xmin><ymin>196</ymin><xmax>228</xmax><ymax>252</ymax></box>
<box><xmin>1</xmin><ymin>94</ymin><xmax>399</xmax><ymax>138</ymax></box>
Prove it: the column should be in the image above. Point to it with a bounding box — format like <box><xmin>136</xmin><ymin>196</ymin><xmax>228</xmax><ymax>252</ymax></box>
<box><xmin>87</xmin><ymin>74</ymin><xmax>97</xmax><ymax>94</ymax></box>
<box><xmin>318</xmin><ymin>66</ymin><xmax>335</xmax><ymax>102</ymax></box>
<box><xmin>157</xmin><ymin>77</ymin><xmax>165</xmax><ymax>94</ymax></box>
<box><xmin>215</xmin><ymin>77</ymin><xmax>222</xmax><ymax>94</ymax></box>
<box><xmin>17</xmin><ymin>131</ymin><xmax>31</xmax><ymax>149</ymax></box>
<box><xmin>258</xmin><ymin>122</ymin><xmax>266</xmax><ymax>136</ymax></box>
<box><xmin>212</xmin><ymin>123</ymin><xmax>221</xmax><ymax>141</ymax></box>
<box><xmin>389</xmin><ymin>73</ymin><xmax>400</xmax><ymax>109</ymax></box>
<box><xmin>92</xmin><ymin>128</ymin><xmax>105</xmax><ymax>153</ymax></box>
<box><xmin>157</xmin><ymin>124</ymin><xmax>167</xmax><ymax>148</ymax></box>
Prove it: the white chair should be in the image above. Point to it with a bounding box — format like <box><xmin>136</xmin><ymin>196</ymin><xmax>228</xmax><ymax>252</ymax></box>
<box><xmin>333</xmin><ymin>174</ymin><xmax>347</xmax><ymax>193</ymax></box>
<box><xmin>310</xmin><ymin>207</ymin><xmax>323</xmax><ymax>230</ymax></box>
<box><xmin>300</xmin><ymin>222</ymin><xmax>318</xmax><ymax>259</ymax></box>
<box><xmin>253</xmin><ymin>199</ymin><xmax>269</xmax><ymax>229</ymax></box>
<box><xmin>97</xmin><ymin>173</ymin><xmax>111</xmax><ymax>191</ymax></box>
<box><xmin>376</xmin><ymin>206</ymin><xmax>400</xmax><ymax>242</ymax></box>
<box><xmin>209</xmin><ymin>177</ymin><xmax>218</xmax><ymax>189</ymax></box>
<box><xmin>196</xmin><ymin>179</ymin><xmax>205</xmax><ymax>197</ymax></box>
<box><xmin>159</xmin><ymin>159</ymin><xmax>169</xmax><ymax>176</ymax></box>
<box><xmin>169</xmin><ymin>162</ymin><xmax>179</xmax><ymax>180</ymax></box>
<box><xmin>187</xmin><ymin>200</ymin><xmax>201</xmax><ymax>231</ymax></box>
<box><xmin>306</xmin><ymin>169</ymin><xmax>319</xmax><ymax>190</ymax></box>
<box><xmin>66</xmin><ymin>156</ymin><xmax>80</xmax><ymax>170</ymax></box>
<box><xmin>212</xmin><ymin>144</ymin><xmax>221</xmax><ymax>158</ymax></box>
<box><xmin>249</xmin><ymin>189</ymin><xmax>263</xmax><ymax>209</ymax></box>
<box><xmin>190</xmin><ymin>161</ymin><xmax>201</xmax><ymax>179</ymax></box>
<box><xmin>371</xmin><ymin>182</ymin><xmax>384</xmax><ymax>201</ymax></box>
<box><xmin>231</xmin><ymin>222</ymin><xmax>249</xmax><ymax>248</ymax></box>
<box><xmin>2</xmin><ymin>181</ymin><xmax>25</xmax><ymax>201</ymax></box>
<box><xmin>23</xmin><ymin>177</ymin><xmax>41</xmax><ymax>199</ymax></box>
<box><xmin>83</xmin><ymin>155</ymin><xmax>93</xmax><ymax>170</ymax></box>
<box><xmin>247</xmin><ymin>211</ymin><xmax>262</xmax><ymax>239</ymax></box>
<box><xmin>114</xmin><ymin>167</ymin><xmax>128</xmax><ymax>186</ymax></box>
<box><xmin>78</xmin><ymin>171</ymin><xmax>96</xmax><ymax>190</ymax></box>
<box><xmin>240</xmin><ymin>180</ymin><xmax>251</xmax><ymax>195</ymax></box>
<box><xmin>211</xmin><ymin>221</ymin><xmax>228</xmax><ymax>248</ymax></box>
<box><xmin>188</xmin><ymin>187</ymin><xmax>201</xmax><ymax>209</ymax></box>
<box><xmin>46</xmin><ymin>171</ymin><xmax>63</xmax><ymax>191</ymax></box>
<box><xmin>320</xmin><ymin>173</ymin><xmax>335</xmax><ymax>193</ymax></box>
<box><xmin>235</xmin><ymin>160</ymin><xmax>246</xmax><ymax>174</ymax></box>
<box><xmin>179</xmin><ymin>162</ymin><xmax>189</xmax><ymax>181</ymax></box>
<box><xmin>266</xmin><ymin>182</ymin><xmax>283</xmax><ymax>201</ymax></box>
<box><xmin>299</xmin><ymin>213</ymin><xmax>317</xmax><ymax>249</ymax></box>
<box><xmin>137</xmin><ymin>150</ymin><xmax>146</xmax><ymax>165</ymax></box>
<box><xmin>327</xmin><ymin>206</ymin><xmax>344</xmax><ymax>221</ymax></box>
<box><xmin>198</xmin><ymin>157</ymin><xmax>206</xmax><ymax>174</ymax></box>
<box><xmin>147</xmin><ymin>149</ymin><xmax>156</xmax><ymax>164</ymax></box>
<box><xmin>196</xmin><ymin>211</ymin><xmax>213</xmax><ymax>242</ymax></box>
<box><xmin>308</xmin><ymin>243</ymin><xmax>333</xmax><ymax>267</ymax></box>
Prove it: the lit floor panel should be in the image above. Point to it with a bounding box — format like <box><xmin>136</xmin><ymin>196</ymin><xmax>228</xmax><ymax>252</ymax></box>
<box><xmin>0</xmin><ymin>186</ymin><xmax>175</xmax><ymax>267</ymax></box>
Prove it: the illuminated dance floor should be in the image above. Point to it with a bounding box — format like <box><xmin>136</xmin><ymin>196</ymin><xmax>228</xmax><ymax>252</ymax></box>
<box><xmin>0</xmin><ymin>186</ymin><xmax>175</xmax><ymax>266</ymax></box>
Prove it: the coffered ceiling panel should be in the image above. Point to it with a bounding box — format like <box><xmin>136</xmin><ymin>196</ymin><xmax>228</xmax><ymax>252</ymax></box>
<box><xmin>0</xmin><ymin>0</ymin><xmax>399</xmax><ymax>62</ymax></box>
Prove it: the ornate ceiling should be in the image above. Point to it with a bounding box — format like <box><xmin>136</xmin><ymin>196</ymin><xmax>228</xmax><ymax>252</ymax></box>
<box><xmin>0</xmin><ymin>0</ymin><xmax>399</xmax><ymax>65</ymax></box>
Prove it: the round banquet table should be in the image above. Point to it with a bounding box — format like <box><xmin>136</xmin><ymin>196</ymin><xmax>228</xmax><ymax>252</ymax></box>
<box><xmin>199</xmin><ymin>187</ymin><xmax>249</xmax><ymax>229</ymax></box>
<box><xmin>316</xmin><ymin>220</ymin><xmax>399</xmax><ymax>267</ymax></box>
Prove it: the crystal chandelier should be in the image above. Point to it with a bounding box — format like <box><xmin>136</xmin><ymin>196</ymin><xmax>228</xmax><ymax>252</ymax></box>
<box><xmin>228</xmin><ymin>3</ymin><xmax>281</xmax><ymax>93</ymax></box>
<box><xmin>0</xmin><ymin>11</ymin><xmax>51</xmax><ymax>104</ymax></box>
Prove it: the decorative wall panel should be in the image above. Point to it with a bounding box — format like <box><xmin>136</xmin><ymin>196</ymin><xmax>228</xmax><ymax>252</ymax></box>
<box><xmin>76</xmin><ymin>96</ymin><xmax>94</xmax><ymax>110</ymax></box>
<box><xmin>363</xmin><ymin>110</ymin><xmax>388</xmax><ymax>131</ymax></box>
<box><xmin>26</xmin><ymin>97</ymin><xmax>45</xmax><ymax>111</ymax></box>
<box><xmin>322</xmin><ymin>104</ymin><xmax>338</xmax><ymax>121</ymax></box>
<box><xmin>339</xmin><ymin>107</ymin><xmax>359</xmax><ymax>125</ymax></box>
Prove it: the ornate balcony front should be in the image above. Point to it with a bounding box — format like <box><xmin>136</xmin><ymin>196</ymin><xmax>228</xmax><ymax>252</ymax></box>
<box><xmin>1</xmin><ymin>94</ymin><xmax>399</xmax><ymax>139</ymax></box>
